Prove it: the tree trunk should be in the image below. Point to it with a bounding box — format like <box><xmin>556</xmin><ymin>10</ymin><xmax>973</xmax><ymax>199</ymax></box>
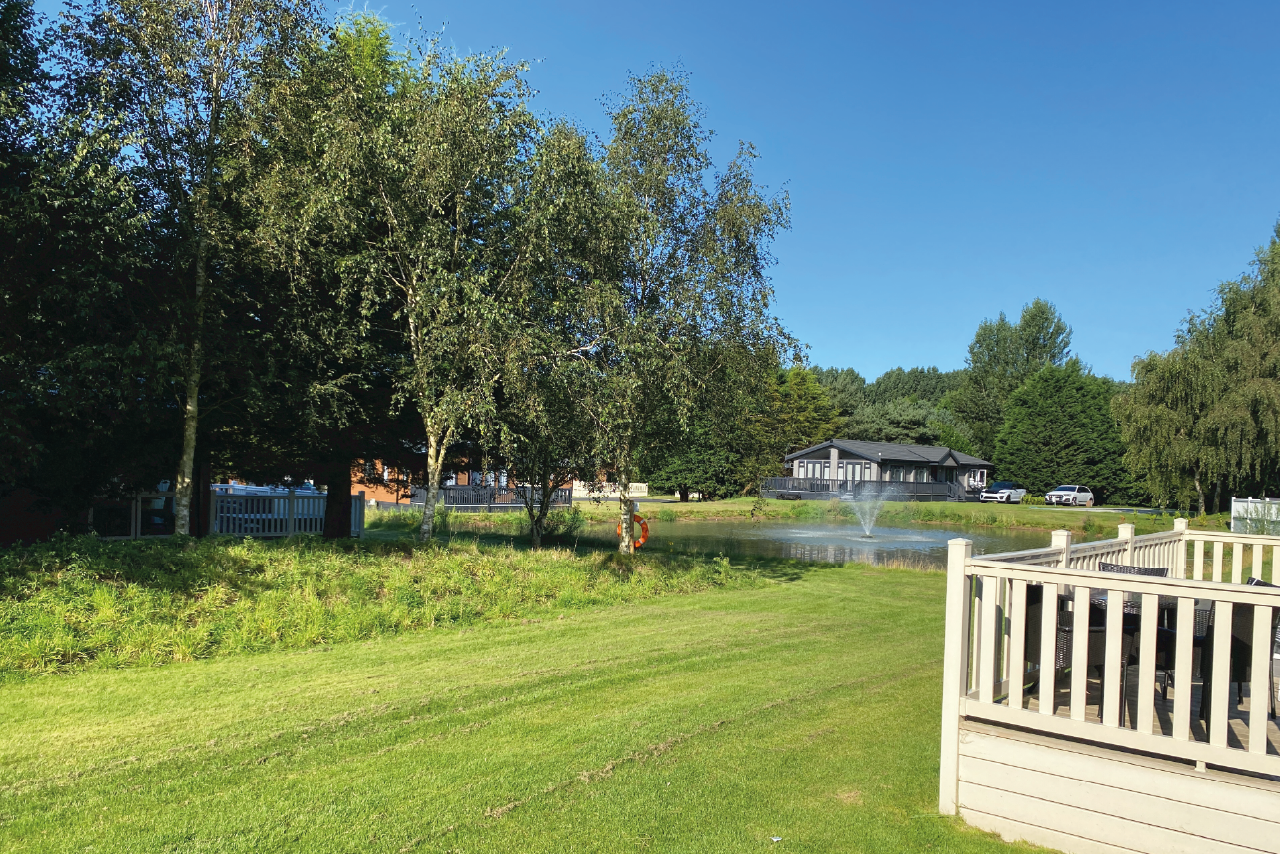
<box><xmin>1213</xmin><ymin>478</ymin><xmax>1222</xmax><ymax>515</ymax></box>
<box><xmin>418</xmin><ymin>429</ymin><xmax>451</xmax><ymax>542</ymax></box>
<box><xmin>323</xmin><ymin>463</ymin><xmax>353</xmax><ymax>540</ymax></box>
<box><xmin>678</xmin><ymin>486</ymin><xmax>689</xmax><ymax>502</ymax></box>
<box><xmin>174</xmin><ymin>80</ymin><xmax>220</xmax><ymax>538</ymax></box>
<box><xmin>1193</xmin><ymin>468</ymin><xmax>1206</xmax><ymax>517</ymax></box>
<box><xmin>618</xmin><ymin>490</ymin><xmax>635</xmax><ymax>555</ymax></box>
<box><xmin>173</xmin><ymin>267</ymin><xmax>205</xmax><ymax>536</ymax></box>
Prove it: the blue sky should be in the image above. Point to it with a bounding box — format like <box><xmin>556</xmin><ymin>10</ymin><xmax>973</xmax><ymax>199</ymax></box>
<box><xmin>40</xmin><ymin>0</ymin><xmax>1280</xmax><ymax>381</ymax></box>
<box><xmin>356</xmin><ymin>0</ymin><xmax>1279</xmax><ymax>381</ymax></box>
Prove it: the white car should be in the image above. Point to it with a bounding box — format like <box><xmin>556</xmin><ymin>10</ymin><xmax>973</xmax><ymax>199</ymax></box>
<box><xmin>1046</xmin><ymin>485</ymin><xmax>1094</xmax><ymax>507</ymax></box>
<box><xmin>980</xmin><ymin>481</ymin><xmax>1028</xmax><ymax>503</ymax></box>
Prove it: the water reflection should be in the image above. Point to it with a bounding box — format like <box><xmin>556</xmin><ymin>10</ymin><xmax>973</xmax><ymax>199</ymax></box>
<box><xmin>576</xmin><ymin>520</ymin><xmax>1057</xmax><ymax>569</ymax></box>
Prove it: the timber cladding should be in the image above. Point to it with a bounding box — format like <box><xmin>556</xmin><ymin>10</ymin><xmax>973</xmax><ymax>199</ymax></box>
<box><xmin>956</xmin><ymin>721</ymin><xmax>1280</xmax><ymax>854</ymax></box>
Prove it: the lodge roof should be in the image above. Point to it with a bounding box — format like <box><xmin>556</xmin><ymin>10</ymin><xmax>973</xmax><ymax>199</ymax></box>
<box><xmin>784</xmin><ymin>439</ymin><xmax>990</xmax><ymax>468</ymax></box>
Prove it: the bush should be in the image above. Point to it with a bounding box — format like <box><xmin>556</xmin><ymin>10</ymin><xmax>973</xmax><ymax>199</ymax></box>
<box><xmin>656</xmin><ymin>508</ymin><xmax>678</xmax><ymax>522</ymax></box>
<box><xmin>543</xmin><ymin>506</ymin><xmax>585</xmax><ymax>538</ymax></box>
<box><xmin>1021</xmin><ymin>495</ymin><xmax>1046</xmax><ymax>506</ymax></box>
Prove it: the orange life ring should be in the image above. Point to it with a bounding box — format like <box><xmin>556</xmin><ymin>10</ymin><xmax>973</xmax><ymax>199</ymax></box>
<box><xmin>617</xmin><ymin>514</ymin><xmax>650</xmax><ymax>548</ymax></box>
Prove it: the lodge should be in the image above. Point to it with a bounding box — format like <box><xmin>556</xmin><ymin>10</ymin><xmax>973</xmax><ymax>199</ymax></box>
<box><xmin>761</xmin><ymin>439</ymin><xmax>993</xmax><ymax>502</ymax></box>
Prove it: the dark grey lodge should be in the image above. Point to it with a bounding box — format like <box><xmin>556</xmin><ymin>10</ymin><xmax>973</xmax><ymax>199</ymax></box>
<box><xmin>761</xmin><ymin>440</ymin><xmax>992</xmax><ymax>502</ymax></box>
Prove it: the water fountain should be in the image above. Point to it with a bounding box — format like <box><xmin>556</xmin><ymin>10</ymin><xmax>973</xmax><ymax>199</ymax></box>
<box><xmin>846</xmin><ymin>483</ymin><xmax>901</xmax><ymax>538</ymax></box>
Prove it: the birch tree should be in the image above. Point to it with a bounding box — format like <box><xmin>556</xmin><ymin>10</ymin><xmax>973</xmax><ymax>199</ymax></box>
<box><xmin>595</xmin><ymin>69</ymin><xmax>792</xmax><ymax>552</ymax></box>
<box><xmin>60</xmin><ymin>0</ymin><xmax>318</xmax><ymax>533</ymax></box>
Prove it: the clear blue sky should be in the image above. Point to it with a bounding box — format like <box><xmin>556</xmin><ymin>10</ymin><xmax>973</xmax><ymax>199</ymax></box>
<box><xmin>41</xmin><ymin>0</ymin><xmax>1280</xmax><ymax>381</ymax></box>
<box><xmin>356</xmin><ymin>0</ymin><xmax>1279</xmax><ymax>382</ymax></box>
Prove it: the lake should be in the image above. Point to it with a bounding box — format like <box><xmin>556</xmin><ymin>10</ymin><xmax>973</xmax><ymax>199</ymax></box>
<box><xmin>572</xmin><ymin>518</ymin><xmax>1059</xmax><ymax>568</ymax></box>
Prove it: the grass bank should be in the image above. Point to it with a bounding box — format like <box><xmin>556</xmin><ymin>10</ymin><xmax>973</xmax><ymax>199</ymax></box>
<box><xmin>577</xmin><ymin>496</ymin><xmax>1228</xmax><ymax>537</ymax></box>
<box><xmin>0</xmin><ymin>534</ymin><xmax>758</xmax><ymax>680</ymax></box>
<box><xmin>0</xmin><ymin>563</ymin><xmax>1028</xmax><ymax>853</ymax></box>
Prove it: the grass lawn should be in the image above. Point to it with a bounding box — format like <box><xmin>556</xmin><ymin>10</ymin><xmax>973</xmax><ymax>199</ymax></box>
<box><xmin>0</xmin><ymin>562</ymin><xmax>1037</xmax><ymax>853</ymax></box>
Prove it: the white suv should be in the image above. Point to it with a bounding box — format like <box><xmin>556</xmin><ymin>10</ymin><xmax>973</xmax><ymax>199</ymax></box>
<box><xmin>980</xmin><ymin>481</ymin><xmax>1028</xmax><ymax>504</ymax></box>
<box><xmin>1046</xmin><ymin>485</ymin><xmax>1094</xmax><ymax>507</ymax></box>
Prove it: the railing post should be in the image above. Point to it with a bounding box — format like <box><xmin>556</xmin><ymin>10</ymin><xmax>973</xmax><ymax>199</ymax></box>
<box><xmin>1051</xmin><ymin>529</ymin><xmax>1072</xmax><ymax>569</ymax></box>
<box><xmin>1173</xmin><ymin>517</ymin><xmax>1189</xmax><ymax>577</ymax></box>
<box><xmin>939</xmin><ymin>537</ymin><xmax>973</xmax><ymax>816</ymax></box>
<box><xmin>1118</xmin><ymin>523</ymin><xmax>1135</xmax><ymax>564</ymax></box>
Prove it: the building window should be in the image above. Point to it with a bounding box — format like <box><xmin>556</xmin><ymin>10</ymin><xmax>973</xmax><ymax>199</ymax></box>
<box><xmin>890</xmin><ymin>466</ymin><xmax>904</xmax><ymax>482</ymax></box>
<box><xmin>823</xmin><ymin>461</ymin><xmax>830</xmax><ymax>480</ymax></box>
<box><xmin>916</xmin><ymin>467</ymin><xmax>929</xmax><ymax>483</ymax></box>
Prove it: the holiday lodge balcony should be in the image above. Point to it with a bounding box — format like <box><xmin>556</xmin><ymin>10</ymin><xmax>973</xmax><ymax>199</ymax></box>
<box><xmin>938</xmin><ymin>519</ymin><xmax>1280</xmax><ymax>854</ymax></box>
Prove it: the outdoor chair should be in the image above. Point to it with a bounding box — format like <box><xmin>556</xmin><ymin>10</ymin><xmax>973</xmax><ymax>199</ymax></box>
<box><xmin>1021</xmin><ymin>563</ymin><xmax>1171</xmax><ymax>724</ymax></box>
<box><xmin>1198</xmin><ymin>577</ymin><xmax>1280</xmax><ymax>726</ymax></box>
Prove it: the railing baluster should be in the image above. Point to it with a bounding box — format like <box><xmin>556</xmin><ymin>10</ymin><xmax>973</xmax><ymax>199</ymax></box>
<box><xmin>1232</xmin><ymin>542</ymin><xmax>1244</xmax><ymax>584</ymax></box>
<box><xmin>1039</xmin><ymin>582</ymin><xmax>1057</xmax><ymax>715</ymax></box>
<box><xmin>1008</xmin><ymin>580</ymin><xmax>1027</xmax><ymax>710</ymax></box>
<box><xmin>1137</xmin><ymin>593</ymin><xmax>1157</xmax><ymax>734</ymax></box>
<box><xmin>1253</xmin><ymin>544</ymin><xmax>1264</xmax><ymax>581</ymax></box>
<box><xmin>1249</xmin><ymin>605</ymin><xmax>1273</xmax><ymax>755</ymax></box>
<box><xmin>1209</xmin><ymin>602</ymin><xmax>1232</xmax><ymax>748</ymax></box>
<box><xmin>1193</xmin><ymin>539</ymin><xmax>1204</xmax><ymax>579</ymax></box>
<box><xmin>1212</xmin><ymin>541</ymin><xmax>1224</xmax><ymax>583</ymax></box>
<box><xmin>1103</xmin><ymin>589</ymin><xmax>1123</xmax><ymax>727</ymax></box>
<box><xmin>1070</xmin><ymin>586</ymin><xmax>1090</xmax><ymax>721</ymax></box>
<box><xmin>1173</xmin><ymin>597</ymin><xmax>1193</xmax><ymax>742</ymax></box>
<box><xmin>979</xmin><ymin>576</ymin><xmax>999</xmax><ymax>704</ymax></box>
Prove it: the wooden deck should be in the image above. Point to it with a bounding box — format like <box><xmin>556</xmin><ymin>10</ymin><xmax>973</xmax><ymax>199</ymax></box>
<box><xmin>1008</xmin><ymin>662</ymin><xmax>1280</xmax><ymax>759</ymax></box>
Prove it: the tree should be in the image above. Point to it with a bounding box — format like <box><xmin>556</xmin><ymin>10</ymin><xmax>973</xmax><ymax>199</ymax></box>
<box><xmin>864</xmin><ymin>366</ymin><xmax>965</xmax><ymax>405</ymax></box>
<box><xmin>1115</xmin><ymin>223</ymin><xmax>1280</xmax><ymax>512</ymax></box>
<box><xmin>491</xmin><ymin>121</ymin><xmax>617</xmax><ymax>546</ymax></box>
<box><xmin>811</xmin><ymin>366</ymin><xmax>866</xmax><ymax>416</ymax></box>
<box><xmin>1114</xmin><ymin>342</ymin><xmax>1220</xmax><ymax>513</ymax></box>
<box><xmin>592</xmin><ymin>69</ymin><xmax>791</xmax><ymax>552</ymax></box>
<box><xmin>951</xmin><ymin>298</ymin><xmax>1072</xmax><ymax>459</ymax></box>
<box><xmin>1</xmin><ymin>0</ymin><xmax>186</xmax><ymax>520</ymax></box>
<box><xmin>60</xmin><ymin>0</ymin><xmax>321</xmax><ymax>534</ymax></box>
<box><xmin>994</xmin><ymin>361</ymin><xmax>1132</xmax><ymax>502</ymax></box>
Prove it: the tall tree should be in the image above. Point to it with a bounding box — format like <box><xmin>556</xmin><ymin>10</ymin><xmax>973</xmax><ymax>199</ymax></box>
<box><xmin>1116</xmin><ymin>223</ymin><xmax>1280</xmax><ymax>512</ymax></box>
<box><xmin>594</xmin><ymin>69</ymin><xmax>791</xmax><ymax>552</ymax></box>
<box><xmin>60</xmin><ymin>0</ymin><xmax>320</xmax><ymax>534</ymax></box>
<box><xmin>950</xmin><ymin>298</ymin><xmax>1072</xmax><ymax>459</ymax></box>
<box><xmin>995</xmin><ymin>361</ymin><xmax>1133</xmax><ymax>502</ymax></box>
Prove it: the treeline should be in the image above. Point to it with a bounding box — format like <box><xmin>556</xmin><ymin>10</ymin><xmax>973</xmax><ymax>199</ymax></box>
<box><xmin>796</xmin><ymin>298</ymin><xmax>1140</xmax><ymax>505</ymax></box>
<box><xmin>1116</xmin><ymin>225</ymin><xmax>1280</xmax><ymax>515</ymax></box>
<box><xmin>0</xmin><ymin>0</ymin><xmax>803</xmax><ymax>549</ymax></box>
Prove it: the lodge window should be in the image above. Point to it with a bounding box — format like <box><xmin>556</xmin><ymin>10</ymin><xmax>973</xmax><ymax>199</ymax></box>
<box><xmin>890</xmin><ymin>466</ymin><xmax>905</xmax><ymax>482</ymax></box>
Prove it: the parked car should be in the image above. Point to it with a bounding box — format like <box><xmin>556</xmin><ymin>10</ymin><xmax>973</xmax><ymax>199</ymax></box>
<box><xmin>1046</xmin><ymin>485</ymin><xmax>1094</xmax><ymax>507</ymax></box>
<box><xmin>980</xmin><ymin>481</ymin><xmax>1028</xmax><ymax>504</ymax></box>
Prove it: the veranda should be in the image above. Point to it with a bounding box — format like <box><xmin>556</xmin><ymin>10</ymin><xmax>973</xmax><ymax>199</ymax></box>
<box><xmin>939</xmin><ymin>519</ymin><xmax>1280</xmax><ymax>853</ymax></box>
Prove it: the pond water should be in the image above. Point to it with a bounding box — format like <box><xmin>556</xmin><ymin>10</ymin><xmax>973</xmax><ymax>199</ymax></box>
<box><xmin>572</xmin><ymin>518</ymin><xmax>1060</xmax><ymax>569</ymax></box>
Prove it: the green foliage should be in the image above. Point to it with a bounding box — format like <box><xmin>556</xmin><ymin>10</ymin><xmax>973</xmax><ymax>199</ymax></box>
<box><xmin>1115</xmin><ymin>222</ymin><xmax>1280</xmax><ymax>512</ymax></box>
<box><xmin>1021</xmin><ymin>494</ymin><xmax>1046</xmax><ymax>506</ymax></box>
<box><xmin>993</xmin><ymin>361</ymin><xmax>1137</xmax><ymax>503</ymax></box>
<box><xmin>864</xmin><ymin>366</ymin><xmax>965</xmax><ymax>405</ymax></box>
<box><xmin>950</xmin><ymin>298</ymin><xmax>1073</xmax><ymax>460</ymax></box>
<box><xmin>809</xmin><ymin>366</ymin><xmax>866</xmax><ymax>416</ymax></box>
<box><xmin>771</xmin><ymin>366</ymin><xmax>840</xmax><ymax>452</ymax></box>
<box><xmin>0</xmin><ymin>533</ymin><xmax>760</xmax><ymax>678</ymax></box>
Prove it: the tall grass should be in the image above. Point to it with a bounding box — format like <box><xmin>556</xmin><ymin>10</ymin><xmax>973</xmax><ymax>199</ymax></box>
<box><xmin>0</xmin><ymin>533</ymin><xmax>758</xmax><ymax>679</ymax></box>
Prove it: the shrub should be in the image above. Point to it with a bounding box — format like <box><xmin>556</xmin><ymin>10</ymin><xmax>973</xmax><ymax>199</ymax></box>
<box><xmin>656</xmin><ymin>508</ymin><xmax>678</xmax><ymax>523</ymax></box>
<box><xmin>1021</xmin><ymin>495</ymin><xmax>1046</xmax><ymax>506</ymax></box>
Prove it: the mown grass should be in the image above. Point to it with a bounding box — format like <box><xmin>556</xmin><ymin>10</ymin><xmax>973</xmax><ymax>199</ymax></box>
<box><xmin>0</xmin><ymin>534</ymin><xmax>758</xmax><ymax>680</ymax></box>
<box><xmin>581</xmin><ymin>496</ymin><xmax>1226</xmax><ymax>537</ymax></box>
<box><xmin>0</xmin><ymin>563</ymin><xmax>1033</xmax><ymax>853</ymax></box>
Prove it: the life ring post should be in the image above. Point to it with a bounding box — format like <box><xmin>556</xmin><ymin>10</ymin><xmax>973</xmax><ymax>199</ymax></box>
<box><xmin>617</xmin><ymin>514</ymin><xmax>650</xmax><ymax>548</ymax></box>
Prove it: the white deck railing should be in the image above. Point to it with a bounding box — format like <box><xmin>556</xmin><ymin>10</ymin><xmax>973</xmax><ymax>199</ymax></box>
<box><xmin>940</xmin><ymin>519</ymin><xmax>1280</xmax><ymax>816</ymax></box>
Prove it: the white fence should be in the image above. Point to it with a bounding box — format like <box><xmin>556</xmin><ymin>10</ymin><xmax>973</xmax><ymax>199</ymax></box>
<box><xmin>1232</xmin><ymin>497</ymin><xmax>1280</xmax><ymax>536</ymax></box>
<box><xmin>91</xmin><ymin>489</ymin><xmax>365</xmax><ymax>539</ymax></box>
